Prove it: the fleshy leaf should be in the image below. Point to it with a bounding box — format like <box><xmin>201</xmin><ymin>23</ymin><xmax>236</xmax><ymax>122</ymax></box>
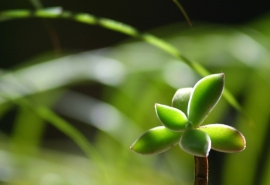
<box><xmin>188</xmin><ymin>73</ymin><xmax>224</xmax><ymax>127</ymax></box>
<box><xmin>198</xmin><ymin>124</ymin><xmax>246</xmax><ymax>153</ymax></box>
<box><xmin>180</xmin><ymin>129</ymin><xmax>211</xmax><ymax>157</ymax></box>
<box><xmin>155</xmin><ymin>104</ymin><xmax>188</xmax><ymax>131</ymax></box>
<box><xmin>172</xmin><ymin>87</ymin><xmax>193</xmax><ymax>115</ymax></box>
<box><xmin>130</xmin><ymin>126</ymin><xmax>182</xmax><ymax>155</ymax></box>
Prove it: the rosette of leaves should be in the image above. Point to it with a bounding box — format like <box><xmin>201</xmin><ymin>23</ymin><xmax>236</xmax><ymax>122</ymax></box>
<box><xmin>130</xmin><ymin>73</ymin><xmax>246</xmax><ymax>157</ymax></box>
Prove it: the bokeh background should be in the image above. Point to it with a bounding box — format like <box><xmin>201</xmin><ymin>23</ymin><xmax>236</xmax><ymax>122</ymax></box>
<box><xmin>0</xmin><ymin>1</ymin><xmax>270</xmax><ymax>185</ymax></box>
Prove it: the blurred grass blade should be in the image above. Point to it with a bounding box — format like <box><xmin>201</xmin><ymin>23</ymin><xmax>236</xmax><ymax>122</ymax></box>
<box><xmin>0</xmin><ymin>8</ymin><xmax>211</xmax><ymax>75</ymax></box>
<box><xmin>55</xmin><ymin>90</ymin><xmax>143</xmax><ymax>147</ymax></box>
<box><xmin>0</xmin><ymin>9</ymin><xmax>248</xmax><ymax>123</ymax></box>
<box><xmin>35</xmin><ymin>7</ymin><xmax>63</xmax><ymax>17</ymax></box>
<box><xmin>222</xmin><ymin>74</ymin><xmax>270</xmax><ymax>185</ymax></box>
<box><xmin>223</xmin><ymin>89</ymin><xmax>253</xmax><ymax>126</ymax></box>
<box><xmin>0</xmin><ymin>93</ymin><xmax>111</xmax><ymax>184</ymax></box>
<box><xmin>11</xmin><ymin>107</ymin><xmax>46</xmax><ymax>154</ymax></box>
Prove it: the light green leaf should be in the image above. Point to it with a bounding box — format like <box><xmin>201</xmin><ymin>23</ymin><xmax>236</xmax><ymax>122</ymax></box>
<box><xmin>188</xmin><ymin>73</ymin><xmax>224</xmax><ymax>127</ymax></box>
<box><xmin>155</xmin><ymin>104</ymin><xmax>188</xmax><ymax>131</ymax></box>
<box><xmin>130</xmin><ymin>126</ymin><xmax>182</xmax><ymax>155</ymax></box>
<box><xmin>35</xmin><ymin>7</ymin><xmax>63</xmax><ymax>17</ymax></box>
<box><xmin>198</xmin><ymin>124</ymin><xmax>246</xmax><ymax>153</ymax></box>
<box><xmin>180</xmin><ymin>129</ymin><xmax>211</xmax><ymax>157</ymax></box>
<box><xmin>172</xmin><ymin>87</ymin><xmax>193</xmax><ymax>115</ymax></box>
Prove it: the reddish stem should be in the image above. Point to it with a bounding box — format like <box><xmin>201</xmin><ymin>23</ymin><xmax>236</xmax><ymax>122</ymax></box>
<box><xmin>194</xmin><ymin>156</ymin><xmax>208</xmax><ymax>185</ymax></box>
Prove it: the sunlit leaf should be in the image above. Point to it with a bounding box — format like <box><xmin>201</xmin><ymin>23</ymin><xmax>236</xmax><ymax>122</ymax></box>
<box><xmin>130</xmin><ymin>126</ymin><xmax>182</xmax><ymax>155</ymax></box>
<box><xmin>180</xmin><ymin>129</ymin><xmax>211</xmax><ymax>157</ymax></box>
<box><xmin>155</xmin><ymin>104</ymin><xmax>188</xmax><ymax>131</ymax></box>
<box><xmin>198</xmin><ymin>124</ymin><xmax>246</xmax><ymax>153</ymax></box>
<box><xmin>188</xmin><ymin>73</ymin><xmax>224</xmax><ymax>127</ymax></box>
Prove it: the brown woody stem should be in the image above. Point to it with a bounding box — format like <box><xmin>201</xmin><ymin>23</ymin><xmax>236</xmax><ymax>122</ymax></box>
<box><xmin>194</xmin><ymin>156</ymin><xmax>208</xmax><ymax>185</ymax></box>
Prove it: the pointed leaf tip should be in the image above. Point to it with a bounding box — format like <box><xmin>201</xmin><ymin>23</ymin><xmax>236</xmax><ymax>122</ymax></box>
<box><xmin>198</xmin><ymin>124</ymin><xmax>246</xmax><ymax>153</ymax></box>
<box><xmin>188</xmin><ymin>73</ymin><xmax>224</xmax><ymax>127</ymax></box>
<box><xmin>130</xmin><ymin>126</ymin><xmax>182</xmax><ymax>155</ymax></box>
<box><xmin>155</xmin><ymin>104</ymin><xmax>188</xmax><ymax>131</ymax></box>
<box><xmin>180</xmin><ymin>129</ymin><xmax>211</xmax><ymax>157</ymax></box>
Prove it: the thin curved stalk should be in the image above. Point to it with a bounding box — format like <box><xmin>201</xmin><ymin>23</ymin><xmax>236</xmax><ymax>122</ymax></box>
<box><xmin>172</xmin><ymin>0</ymin><xmax>192</xmax><ymax>26</ymax></box>
<box><xmin>0</xmin><ymin>8</ymin><xmax>249</xmax><ymax>122</ymax></box>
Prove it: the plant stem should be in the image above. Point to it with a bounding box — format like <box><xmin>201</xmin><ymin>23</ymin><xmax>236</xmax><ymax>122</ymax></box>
<box><xmin>172</xmin><ymin>0</ymin><xmax>192</xmax><ymax>27</ymax></box>
<box><xmin>194</xmin><ymin>156</ymin><xmax>208</xmax><ymax>185</ymax></box>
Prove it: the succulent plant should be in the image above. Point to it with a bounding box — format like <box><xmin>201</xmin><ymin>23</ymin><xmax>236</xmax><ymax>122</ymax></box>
<box><xmin>130</xmin><ymin>73</ymin><xmax>246</xmax><ymax>157</ymax></box>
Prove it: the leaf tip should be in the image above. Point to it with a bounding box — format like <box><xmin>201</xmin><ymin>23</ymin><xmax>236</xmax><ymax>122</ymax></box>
<box><xmin>198</xmin><ymin>124</ymin><xmax>246</xmax><ymax>153</ymax></box>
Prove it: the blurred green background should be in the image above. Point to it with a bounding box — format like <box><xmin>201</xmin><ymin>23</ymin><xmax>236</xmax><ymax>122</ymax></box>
<box><xmin>0</xmin><ymin>1</ymin><xmax>270</xmax><ymax>185</ymax></box>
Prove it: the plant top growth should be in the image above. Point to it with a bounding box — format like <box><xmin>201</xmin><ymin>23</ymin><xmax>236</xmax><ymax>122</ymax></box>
<box><xmin>130</xmin><ymin>73</ymin><xmax>246</xmax><ymax>185</ymax></box>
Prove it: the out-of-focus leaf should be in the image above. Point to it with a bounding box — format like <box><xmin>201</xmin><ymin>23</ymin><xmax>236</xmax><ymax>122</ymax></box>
<box><xmin>130</xmin><ymin>126</ymin><xmax>182</xmax><ymax>155</ymax></box>
<box><xmin>11</xmin><ymin>107</ymin><xmax>45</xmax><ymax>154</ymax></box>
<box><xmin>198</xmin><ymin>124</ymin><xmax>246</xmax><ymax>153</ymax></box>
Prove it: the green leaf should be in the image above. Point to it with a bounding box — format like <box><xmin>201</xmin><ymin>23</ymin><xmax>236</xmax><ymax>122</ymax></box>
<box><xmin>188</xmin><ymin>73</ymin><xmax>224</xmax><ymax>127</ymax></box>
<box><xmin>155</xmin><ymin>104</ymin><xmax>188</xmax><ymax>131</ymax></box>
<box><xmin>180</xmin><ymin>129</ymin><xmax>211</xmax><ymax>157</ymax></box>
<box><xmin>130</xmin><ymin>126</ymin><xmax>182</xmax><ymax>155</ymax></box>
<box><xmin>198</xmin><ymin>124</ymin><xmax>246</xmax><ymax>153</ymax></box>
<box><xmin>172</xmin><ymin>87</ymin><xmax>193</xmax><ymax>115</ymax></box>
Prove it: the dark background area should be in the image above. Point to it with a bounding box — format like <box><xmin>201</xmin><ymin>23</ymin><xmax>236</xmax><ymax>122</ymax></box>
<box><xmin>1</xmin><ymin>0</ymin><xmax>270</xmax><ymax>68</ymax></box>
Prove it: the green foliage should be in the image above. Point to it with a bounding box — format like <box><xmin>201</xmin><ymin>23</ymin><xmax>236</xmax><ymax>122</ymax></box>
<box><xmin>198</xmin><ymin>124</ymin><xmax>246</xmax><ymax>153</ymax></box>
<box><xmin>172</xmin><ymin>87</ymin><xmax>192</xmax><ymax>115</ymax></box>
<box><xmin>130</xmin><ymin>126</ymin><xmax>182</xmax><ymax>154</ymax></box>
<box><xmin>0</xmin><ymin>3</ymin><xmax>269</xmax><ymax>185</ymax></box>
<box><xmin>188</xmin><ymin>73</ymin><xmax>224</xmax><ymax>127</ymax></box>
<box><xmin>131</xmin><ymin>74</ymin><xmax>245</xmax><ymax>157</ymax></box>
<box><xmin>180</xmin><ymin>129</ymin><xmax>211</xmax><ymax>157</ymax></box>
<box><xmin>155</xmin><ymin>104</ymin><xmax>188</xmax><ymax>131</ymax></box>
